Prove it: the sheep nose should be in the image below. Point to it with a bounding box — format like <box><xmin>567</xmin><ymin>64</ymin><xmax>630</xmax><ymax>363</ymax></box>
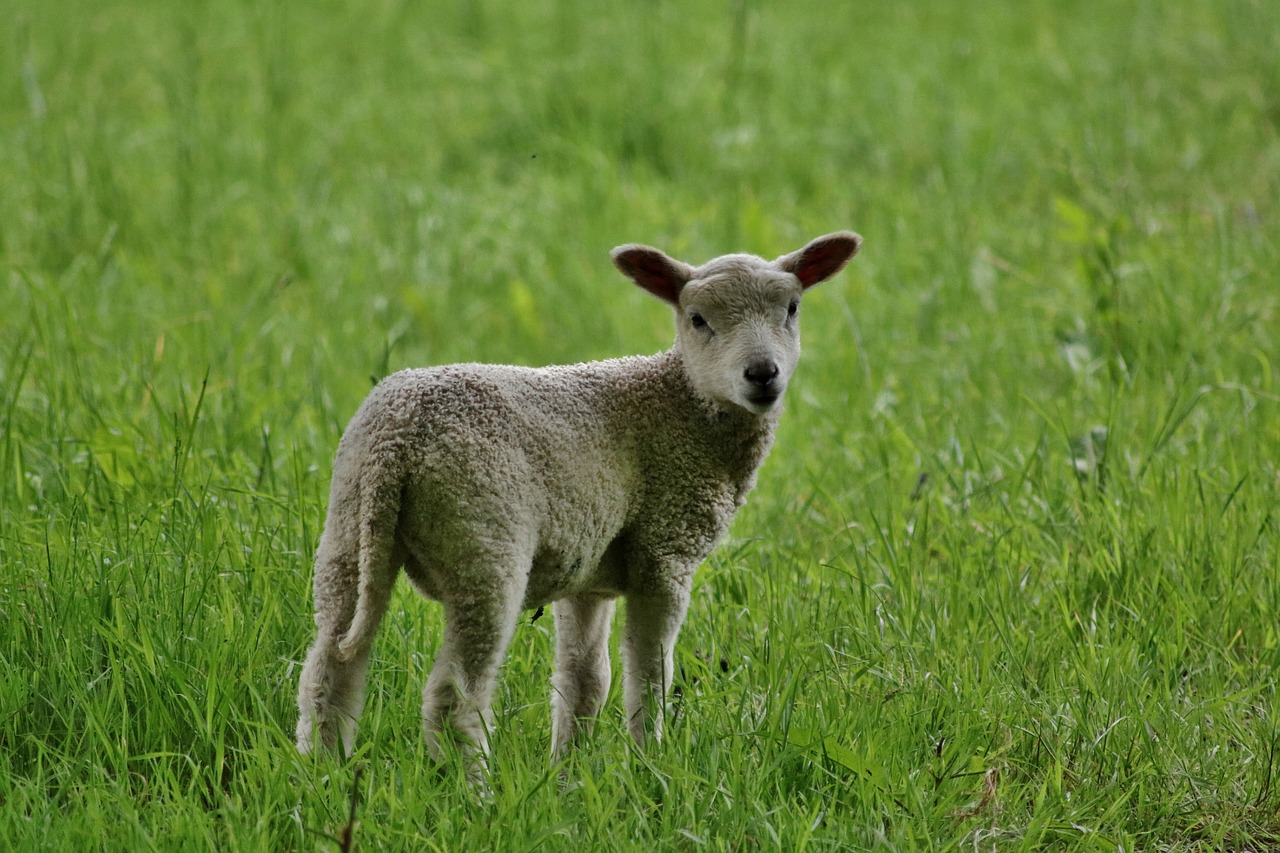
<box><xmin>743</xmin><ymin>361</ymin><xmax>780</xmax><ymax>387</ymax></box>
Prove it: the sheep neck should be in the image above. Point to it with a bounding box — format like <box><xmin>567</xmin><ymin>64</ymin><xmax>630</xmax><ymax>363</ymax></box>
<box><xmin>659</xmin><ymin>347</ymin><xmax>779</xmax><ymax>488</ymax></box>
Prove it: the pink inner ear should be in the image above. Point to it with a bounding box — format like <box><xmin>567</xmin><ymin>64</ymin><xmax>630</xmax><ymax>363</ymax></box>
<box><xmin>790</xmin><ymin>234</ymin><xmax>860</xmax><ymax>288</ymax></box>
<box><xmin>615</xmin><ymin>249</ymin><xmax>686</xmax><ymax>304</ymax></box>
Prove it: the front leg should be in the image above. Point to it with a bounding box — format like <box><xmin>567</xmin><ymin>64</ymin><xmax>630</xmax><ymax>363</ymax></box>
<box><xmin>622</xmin><ymin>579</ymin><xmax>691</xmax><ymax>746</ymax></box>
<box><xmin>550</xmin><ymin>593</ymin><xmax>616</xmax><ymax>757</ymax></box>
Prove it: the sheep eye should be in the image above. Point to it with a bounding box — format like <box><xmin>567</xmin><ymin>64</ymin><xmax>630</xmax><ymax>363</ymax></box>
<box><xmin>690</xmin><ymin>313</ymin><xmax>707</xmax><ymax>329</ymax></box>
<box><xmin>787</xmin><ymin>301</ymin><xmax>799</xmax><ymax>318</ymax></box>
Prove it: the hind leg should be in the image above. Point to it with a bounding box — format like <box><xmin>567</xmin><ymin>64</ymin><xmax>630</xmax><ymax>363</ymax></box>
<box><xmin>296</xmin><ymin>624</ymin><xmax>370</xmax><ymax>755</ymax></box>
<box><xmin>421</xmin><ymin>564</ymin><xmax>527</xmax><ymax>780</ymax></box>
<box><xmin>550</xmin><ymin>593</ymin><xmax>615</xmax><ymax>757</ymax></box>
<box><xmin>296</xmin><ymin>536</ymin><xmax>402</xmax><ymax>754</ymax></box>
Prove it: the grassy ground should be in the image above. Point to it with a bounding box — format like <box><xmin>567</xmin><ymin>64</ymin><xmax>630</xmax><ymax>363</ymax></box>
<box><xmin>2</xmin><ymin>0</ymin><xmax>1279</xmax><ymax>849</ymax></box>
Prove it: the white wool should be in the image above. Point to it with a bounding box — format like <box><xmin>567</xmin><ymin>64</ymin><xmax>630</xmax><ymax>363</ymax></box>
<box><xmin>295</xmin><ymin>232</ymin><xmax>862</xmax><ymax>773</ymax></box>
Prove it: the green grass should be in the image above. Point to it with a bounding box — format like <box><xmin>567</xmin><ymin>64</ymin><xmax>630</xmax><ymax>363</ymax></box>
<box><xmin>2</xmin><ymin>0</ymin><xmax>1279</xmax><ymax>848</ymax></box>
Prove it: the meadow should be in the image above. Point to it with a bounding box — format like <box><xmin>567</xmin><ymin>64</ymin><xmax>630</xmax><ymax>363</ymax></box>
<box><xmin>2</xmin><ymin>0</ymin><xmax>1279</xmax><ymax>849</ymax></box>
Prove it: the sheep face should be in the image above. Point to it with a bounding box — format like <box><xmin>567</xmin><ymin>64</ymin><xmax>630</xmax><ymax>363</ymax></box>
<box><xmin>612</xmin><ymin>231</ymin><xmax>863</xmax><ymax>415</ymax></box>
<box><xmin>675</xmin><ymin>260</ymin><xmax>803</xmax><ymax>414</ymax></box>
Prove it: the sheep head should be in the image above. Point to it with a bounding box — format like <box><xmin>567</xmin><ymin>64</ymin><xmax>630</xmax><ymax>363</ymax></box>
<box><xmin>612</xmin><ymin>231</ymin><xmax>862</xmax><ymax>415</ymax></box>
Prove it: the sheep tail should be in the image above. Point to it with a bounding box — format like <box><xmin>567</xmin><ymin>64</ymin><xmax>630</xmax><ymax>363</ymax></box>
<box><xmin>336</xmin><ymin>459</ymin><xmax>402</xmax><ymax>662</ymax></box>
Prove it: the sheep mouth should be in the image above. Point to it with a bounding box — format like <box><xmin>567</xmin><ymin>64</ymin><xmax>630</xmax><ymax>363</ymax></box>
<box><xmin>744</xmin><ymin>391</ymin><xmax>781</xmax><ymax>411</ymax></box>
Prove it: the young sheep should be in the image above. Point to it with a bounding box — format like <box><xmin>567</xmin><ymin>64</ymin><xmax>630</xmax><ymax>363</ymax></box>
<box><xmin>295</xmin><ymin>231</ymin><xmax>863</xmax><ymax>772</ymax></box>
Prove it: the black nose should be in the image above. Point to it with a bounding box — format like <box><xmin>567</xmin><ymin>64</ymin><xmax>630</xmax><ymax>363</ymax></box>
<box><xmin>744</xmin><ymin>361</ymin><xmax>780</xmax><ymax>387</ymax></box>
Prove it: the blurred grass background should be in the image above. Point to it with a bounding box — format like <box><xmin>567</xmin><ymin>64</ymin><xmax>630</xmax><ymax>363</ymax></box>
<box><xmin>2</xmin><ymin>0</ymin><xmax>1278</xmax><ymax>849</ymax></box>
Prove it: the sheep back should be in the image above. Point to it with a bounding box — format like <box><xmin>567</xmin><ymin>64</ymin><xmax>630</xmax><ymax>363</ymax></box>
<box><xmin>329</xmin><ymin>348</ymin><xmax>777</xmax><ymax>611</ymax></box>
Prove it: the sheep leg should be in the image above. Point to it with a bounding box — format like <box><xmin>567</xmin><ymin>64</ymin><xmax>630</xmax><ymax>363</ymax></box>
<box><xmin>550</xmin><ymin>593</ymin><xmax>616</xmax><ymax>757</ymax></box>
<box><xmin>622</xmin><ymin>584</ymin><xmax>691</xmax><ymax>746</ymax></box>
<box><xmin>297</xmin><ymin>465</ymin><xmax>404</xmax><ymax>756</ymax></box>
<box><xmin>421</xmin><ymin>573</ymin><xmax>526</xmax><ymax>779</ymax></box>
<box><xmin>296</xmin><ymin>550</ymin><xmax>377</xmax><ymax>756</ymax></box>
<box><xmin>296</xmin><ymin>626</ymin><xmax>370</xmax><ymax>756</ymax></box>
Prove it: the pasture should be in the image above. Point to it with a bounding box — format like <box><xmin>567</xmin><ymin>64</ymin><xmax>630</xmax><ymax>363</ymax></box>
<box><xmin>2</xmin><ymin>0</ymin><xmax>1278</xmax><ymax>849</ymax></box>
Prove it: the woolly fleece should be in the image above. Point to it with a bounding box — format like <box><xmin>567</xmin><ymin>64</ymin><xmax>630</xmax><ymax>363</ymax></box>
<box><xmin>295</xmin><ymin>232</ymin><xmax>862</xmax><ymax>771</ymax></box>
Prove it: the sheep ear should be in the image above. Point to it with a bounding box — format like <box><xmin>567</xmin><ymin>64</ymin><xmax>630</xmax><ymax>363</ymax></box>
<box><xmin>775</xmin><ymin>231</ymin><xmax>863</xmax><ymax>289</ymax></box>
<box><xmin>612</xmin><ymin>244</ymin><xmax>693</xmax><ymax>305</ymax></box>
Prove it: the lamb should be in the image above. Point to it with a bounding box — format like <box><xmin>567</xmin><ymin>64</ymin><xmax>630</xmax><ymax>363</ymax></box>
<box><xmin>294</xmin><ymin>231</ymin><xmax>863</xmax><ymax>774</ymax></box>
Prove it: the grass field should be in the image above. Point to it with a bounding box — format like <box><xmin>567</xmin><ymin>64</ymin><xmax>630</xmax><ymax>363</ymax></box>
<box><xmin>3</xmin><ymin>0</ymin><xmax>1279</xmax><ymax>849</ymax></box>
